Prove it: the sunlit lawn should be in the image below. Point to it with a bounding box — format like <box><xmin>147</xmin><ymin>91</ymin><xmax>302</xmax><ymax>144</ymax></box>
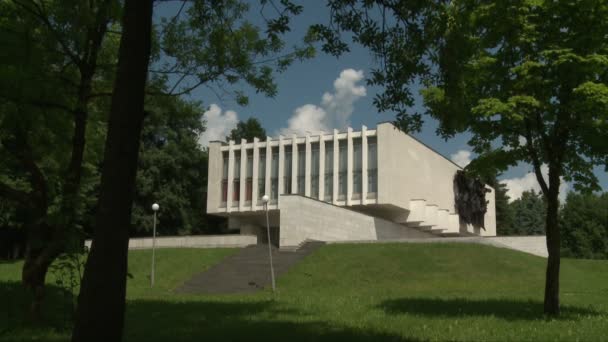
<box><xmin>1</xmin><ymin>243</ymin><xmax>607</xmax><ymax>341</ymax></box>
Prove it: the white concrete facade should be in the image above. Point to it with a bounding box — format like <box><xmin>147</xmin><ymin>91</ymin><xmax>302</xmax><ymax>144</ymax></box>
<box><xmin>207</xmin><ymin>122</ymin><xmax>496</xmax><ymax>248</ymax></box>
<box><xmin>84</xmin><ymin>235</ymin><xmax>257</xmax><ymax>250</ymax></box>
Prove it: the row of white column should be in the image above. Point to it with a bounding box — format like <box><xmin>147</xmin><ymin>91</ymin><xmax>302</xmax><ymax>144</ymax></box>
<box><xmin>224</xmin><ymin>126</ymin><xmax>374</xmax><ymax>212</ymax></box>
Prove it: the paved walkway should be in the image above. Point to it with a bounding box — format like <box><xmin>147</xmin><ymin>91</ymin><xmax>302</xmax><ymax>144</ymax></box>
<box><xmin>175</xmin><ymin>241</ymin><xmax>325</xmax><ymax>295</ymax></box>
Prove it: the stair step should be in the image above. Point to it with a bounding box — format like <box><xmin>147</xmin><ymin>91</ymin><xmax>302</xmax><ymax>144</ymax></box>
<box><xmin>421</xmin><ymin>204</ymin><xmax>438</xmax><ymax>227</ymax></box>
<box><xmin>407</xmin><ymin>199</ymin><xmax>427</xmax><ymax>223</ymax></box>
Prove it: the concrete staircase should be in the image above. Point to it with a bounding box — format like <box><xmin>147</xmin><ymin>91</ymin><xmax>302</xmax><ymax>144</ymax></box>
<box><xmin>175</xmin><ymin>241</ymin><xmax>325</xmax><ymax>295</ymax></box>
<box><xmin>402</xmin><ymin>199</ymin><xmax>461</xmax><ymax>236</ymax></box>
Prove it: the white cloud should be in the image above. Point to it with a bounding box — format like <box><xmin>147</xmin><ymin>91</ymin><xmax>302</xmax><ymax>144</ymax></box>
<box><xmin>282</xmin><ymin>104</ymin><xmax>328</xmax><ymax>136</ymax></box>
<box><xmin>451</xmin><ymin>150</ymin><xmax>472</xmax><ymax>168</ymax></box>
<box><xmin>500</xmin><ymin>165</ymin><xmax>569</xmax><ymax>202</ymax></box>
<box><xmin>321</xmin><ymin>69</ymin><xmax>367</xmax><ymax>128</ymax></box>
<box><xmin>280</xmin><ymin>68</ymin><xmax>366</xmax><ymax>135</ymax></box>
<box><xmin>198</xmin><ymin>104</ymin><xmax>238</xmax><ymax>147</ymax></box>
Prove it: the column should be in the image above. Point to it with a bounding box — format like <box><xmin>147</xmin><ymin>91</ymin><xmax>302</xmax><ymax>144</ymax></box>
<box><xmin>291</xmin><ymin>134</ymin><xmax>298</xmax><ymax>194</ymax></box>
<box><xmin>226</xmin><ymin>140</ymin><xmax>235</xmax><ymax>212</ymax></box>
<box><xmin>318</xmin><ymin>135</ymin><xmax>325</xmax><ymax>201</ymax></box>
<box><xmin>252</xmin><ymin>137</ymin><xmax>259</xmax><ymax>208</ymax></box>
<box><xmin>332</xmin><ymin>129</ymin><xmax>339</xmax><ymax>205</ymax></box>
<box><xmin>305</xmin><ymin>134</ymin><xmax>311</xmax><ymax>197</ymax></box>
<box><xmin>361</xmin><ymin>125</ymin><xmax>368</xmax><ymax>205</ymax></box>
<box><xmin>265</xmin><ymin>137</ymin><xmax>272</xmax><ymax>200</ymax></box>
<box><xmin>239</xmin><ymin>139</ymin><xmax>246</xmax><ymax>211</ymax></box>
<box><xmin>346</xmin><ymin>127</ymin><xmax>353</xmax><ymax>206</ymax></box>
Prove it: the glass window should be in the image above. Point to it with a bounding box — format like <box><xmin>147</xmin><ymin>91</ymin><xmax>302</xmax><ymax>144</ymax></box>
<box><xmin>338</xmin><ymin>140</ymin><xmax>347</xmax><ymax>199</ymax></box>
<box><xmin>297</xmin><ymin>144</ymin><xmax>305</xmax><ymax>195</ymax></box>
<box><xmin>221</xmin><ymin>152</ymin><xmax>228</xmax><ymax>205</ymax></box>
<box><xmin>271</xmin><ymin>147</ymin><xmax>279</xmax><ymax>201</ymax></box>
<box><xmin>258</xmin><ymin>150</ymin><xmax>266</xmax><ymax>200</ymax></box>
<box><xmin>246</xmin><ymin>151</ymin><xmax>253</xmax><ymax>202</ymax></box>
<box><xmin>367</xmin><ymin>137</ymin><xmax>378</xmax><ymax>196</ymax></box>
<box><xmin>233</xmin><ymin>151</ymin><xmax>241</xmax><ymax>205</ymax></box>
<box><xmin>284</xmin><ymin>145</ymin><xmax>292</xmax><ymax>194</ymax></box>
<box><xmin>311</xmin><ymin>143</ymin><xmax>319</xmax><ymax>199</ymax></box>
<box><xmin>324</xmin><ymin>141</ymin><xmax>333</xmax><ymax>202</ymax></box>
<box><xmin>353</xmin><ymin>138</ymin><xmax>362</xmax><ymax>196</ymax></box>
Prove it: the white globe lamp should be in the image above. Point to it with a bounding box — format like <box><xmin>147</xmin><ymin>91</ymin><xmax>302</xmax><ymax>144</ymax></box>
<box><xmin>261</xmin><ymin>194</ymin><xmax>275</xmax><ymax>292</ymax></box>
<box><xmin>150</xmin><ymin>203</ymin><xmax>159</xmax><ymax>287</ymax></box>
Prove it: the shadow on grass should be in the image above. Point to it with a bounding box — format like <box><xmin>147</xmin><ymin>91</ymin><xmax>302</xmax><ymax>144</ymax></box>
<box><xmin>0</xmin><ymin>259</ymin><xmax>21</xmax><ymax>265</ymax></box>
<box><xmin>126</xmin><ymin>299</ymin><xmax>417</xmax><ymax>342</ymax></box>
<box><xmin>0</xmin><ymin>281</ymin><xmax>74</xmax><ymax>340</ymax></box>
<box><xmin>379</xmin><ymin>297</ymin><xmax>600</xmax><ymax>321</ymax></box>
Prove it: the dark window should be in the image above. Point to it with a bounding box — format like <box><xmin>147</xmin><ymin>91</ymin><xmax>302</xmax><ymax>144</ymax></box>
<box><xmin>258</xmin><ymin>150</ymin><xmax>266</xmax><ymax>200</ymax></box>
<box><xmin>338</xmin><ymin>140</ymin><xmax>347</xmax><ymax>199</ymax></box>
<box><xmin>311</xmin><ymin>143</ymin><xmax>320</xmax><ymax>199</ymax></box>
<box><xmin>221</xmin><ymin>152</ymin><xmax>228</xmax><ymax>205</ymax></box>
<box><xmin>233</xmin><ymin>151</ymin><xmax>240</xmax><ymax>206</ymax></box>
<box><xmin>367</xmin><ymin>137</ymin><xmax>378</xmax><ymax>197</ymax></box>
<box><xmin>271</xmin><ymin>147</ymin><xmax>279</xmax><ymax>201</ymax></box>
<box><xmin>353</xmin><ymin>138</ymin><xmax>362</xmax><ymax>197</ymax></box>
<box><xmin>284</xmin><ymin>145</ymin><xmax>292</xmax><ymax>194</ymax></box>
<box><xmin>297</xmin><ymin>144</ymin><xmax>305</xmax><ymax>195</ymax></box>
<box><xmin>324</xmin><ymin>141</ymin><xmax>333</xmax><ymax>202</ymax></box>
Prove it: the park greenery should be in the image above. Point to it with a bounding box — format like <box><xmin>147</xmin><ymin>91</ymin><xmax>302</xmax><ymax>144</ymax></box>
<box><xmin>2</xmin><ymin>243</ymin><xmax>608</xmax><ymax>341</ymax></box>
<box><xmin>0</xmin><ymin>0</ymin><xmax>607</xmax><ymax>340</ymax></box>
<box><xmin>311</xmin><ymin>0</ymin><xmax>608</xmax><ymax>315</ymax></box>
<box><xmin>1</xmin><ymin>0</ymin><xmax>311</xmax><ymax>339</ymax></box>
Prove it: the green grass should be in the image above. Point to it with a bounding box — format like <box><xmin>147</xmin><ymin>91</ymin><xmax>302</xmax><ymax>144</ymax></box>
<box><xmin>1</xmin><ymin>243</ymin><xmax>608</xmax><ymax>341</ymax></box>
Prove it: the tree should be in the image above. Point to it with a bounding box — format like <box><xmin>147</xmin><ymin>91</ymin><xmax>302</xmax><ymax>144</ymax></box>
<box><xmin>0</xmin><ymin>0</ymin><xmax>118</xmax><ymax>316</ymax></box>
<box><xmin>227</xmin><ymin>117</ymin><xmax>267</xmax><ymax>142</ymax></box>
<box><xmin>72</xmin><ymin>0</ymin><xmax>153</xmax><ymax>340</ymax></box>
<box><xmin>131</xmin><ymin>83</ymin><xmax>209</xmax><ymax>237</ymax></box>
<box><xmin>494</xmin><ymin>182</ymin><xmax>515</xmax><ymax>236</ymax></box>
<box><xmin>313</xmin><ymin>1</ymin><xmax>608</xmax><ymax>315</ymax></box>
<box><xmin>73</xmin><ymin>1</ymin><xmax>310</xmax><ymax>339</ymax></box>
<box><xmin>510</xmin><ymin>190</ymin><xmax>546</xmax><ymax>236</ymax></box>
<box><xmin>560</xmin><ymin>192</ymin><xmax>608</xmax><ymax>259</ymax></box>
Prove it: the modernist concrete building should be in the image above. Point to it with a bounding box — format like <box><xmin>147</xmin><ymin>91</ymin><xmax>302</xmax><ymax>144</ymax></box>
<box><xmin>207</xmin><ymin>122</ymin><xmax>496</xmax><ymax>248</ymax></box>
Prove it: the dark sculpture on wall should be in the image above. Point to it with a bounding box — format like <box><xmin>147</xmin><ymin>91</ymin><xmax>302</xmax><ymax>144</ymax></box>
<box><xmin>454</xmin><ymin>170</ymin><xmax>490</xmax><ymax>229</ymax></box>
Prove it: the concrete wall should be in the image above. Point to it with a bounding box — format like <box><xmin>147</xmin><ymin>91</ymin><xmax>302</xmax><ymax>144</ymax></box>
<box><xmin>84</xmin><ymin>234</ymin><xmax>257</xmax><ymax>250</ymax></box>
<box><xmin>207</xmin><ymin>141</ymin><xmax>223</xmax><ymax>214</ymax></box>
<box><xmin>377</xmin><ymin>122</ymin><xmax>461</xmax><ymax>211</ymax></box>
<box><xmin>377</xmin><ymin>122</ymin><xmax>496</xmax><ymax>236</ymax></box>
<box><xmin>484</xmin><ymin>236</ymin><xmax>548</xmax><ymax>257</ymax></box>
<box><xmin>279</xmin><ymin>195</ymin><xmax>433</xmax><ymax>247</ymax></box>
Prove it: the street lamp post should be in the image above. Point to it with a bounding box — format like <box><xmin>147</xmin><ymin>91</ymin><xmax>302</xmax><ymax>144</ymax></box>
<box><xmin>261</xmin><ymin>195</ymin><xmax>276</xmax><ymax>292</ymax></box>
<box><xmin>151</xmin><ymin>203</ymin><xmax>159</xmax><ymax>287</ymax></box>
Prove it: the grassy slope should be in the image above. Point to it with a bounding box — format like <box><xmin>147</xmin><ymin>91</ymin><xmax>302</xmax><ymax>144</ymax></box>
<box><xmin>1</xmin><ymin>243</ymin><xmax>608</xmax><ymax>341</ymax></box>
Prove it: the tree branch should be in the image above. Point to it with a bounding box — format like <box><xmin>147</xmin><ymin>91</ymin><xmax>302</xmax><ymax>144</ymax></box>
<box><xmin>524</xmin><ymin>117</ymin><xmax>550</xmax><ymax>195</ymax></box>
<box><xmin>11</xmin><ymin>0</ymin><xmax>82</xmax><ymax>68</ymax></box>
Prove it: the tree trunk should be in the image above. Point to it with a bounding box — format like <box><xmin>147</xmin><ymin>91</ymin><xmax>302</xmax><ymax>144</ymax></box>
<box><xmin>22</xmin><ymin>222</ymin><xmax>53</xmax><ymax>320</ymax></box>
<box><xmin>543</xmin><ymin>166</ymin><xmax>562</xmax><ymax>315</ymax></box>
<box><xmin>71</xmin><ymin>1</ymin><xmax>153</xmax><ymax>341</ymax></box>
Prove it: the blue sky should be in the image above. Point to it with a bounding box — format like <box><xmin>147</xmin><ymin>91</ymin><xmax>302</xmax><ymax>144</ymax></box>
<box><xmin>154</xmin><ymin>2</ymin><xmax>607</xmax><ymax>199</ymax></box>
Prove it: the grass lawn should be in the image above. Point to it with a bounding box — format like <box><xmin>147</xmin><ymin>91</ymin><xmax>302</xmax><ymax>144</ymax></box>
<box><xmin>1</xmin><ymin>243</ymin><xmax>607</xmax><ymax>341</ymax></box>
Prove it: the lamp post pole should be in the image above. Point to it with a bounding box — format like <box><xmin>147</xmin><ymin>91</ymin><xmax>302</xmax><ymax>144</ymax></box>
<box><xmin>151</xmin><ymin>203</ymin><xmax>159</xmax><ymax>287</ymax></box>
<box><xmin>261</xmin><ymin>195</ymin><xmax>276</xmax><ymax>292</ymax></box>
